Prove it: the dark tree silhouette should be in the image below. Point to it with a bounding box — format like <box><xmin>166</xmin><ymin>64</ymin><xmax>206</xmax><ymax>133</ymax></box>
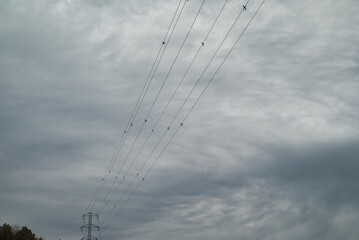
<box><xmin>0</xmin><ymin>223</ymin><xmax>44</xmax><ymax>240</ymax></box>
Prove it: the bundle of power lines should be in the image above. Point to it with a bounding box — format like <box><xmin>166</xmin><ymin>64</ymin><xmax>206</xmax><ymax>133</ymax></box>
<box><xmin>84</xmin><ymin>0</ymin><xmax>267</xmax><ymax>233</ymax></box>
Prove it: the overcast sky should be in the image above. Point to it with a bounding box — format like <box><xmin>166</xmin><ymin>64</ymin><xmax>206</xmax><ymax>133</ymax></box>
<box><xmin>1</xmin><ymin>0</ymin><xmax>358</xmax><ymax>240</ymax></box>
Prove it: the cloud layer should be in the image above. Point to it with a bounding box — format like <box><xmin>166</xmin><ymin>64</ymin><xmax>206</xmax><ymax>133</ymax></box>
<box><xmin>1</xmin><ymin>0</ymin><xmax>358</xmax><ymax>240</ymax></box>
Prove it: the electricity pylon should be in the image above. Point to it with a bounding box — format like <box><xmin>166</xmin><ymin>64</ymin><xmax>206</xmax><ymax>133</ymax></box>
<box><xmin>81</xmin><ymin>212</ymin><xmax>100</xmax><ymax>240</ymax></box>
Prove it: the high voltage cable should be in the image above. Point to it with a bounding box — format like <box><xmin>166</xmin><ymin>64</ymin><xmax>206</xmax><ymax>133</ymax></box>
<box><xmin>87</xmin><ymin>127</ymin><xmax>130</xmax><ymax>212</ymax></box>
<box><xmin>85</xmin><ymin>0</ymin><xmax>183</xmax><ymax>213</ymax></box>
<box><xmin>101</xmin><ymin>127</ymin><xmax>179</xmax><ymax>232</ymax></box>
<box><xmin>129</xmin><ymin>0</ymin><xmax>187</xmax><ymax>124</ymax></box>
<box><xmin>183</xmin><ymin>0</ymin><xmax>267</xmax><ymax>124</ymax></box>
<box><xmin>97</xmin><ymin>0</ymin><xmax>206</xmax><ymax>215</ymax></box>
<box><xmin>101</xmin><ymin>128</ymin><xmax>169</xmax><ymax>227</ymax></box>
<box><xmin>129</xmin><ymin>0</ymin><xmax>184</xmax><ymax>126</ymax></box>
<box><xmin>102</xmin><ymin>0</ymin><xmax>267</xmax><ymax>232</ymax></box>
<box><xmin>95</xmin><ymin>0</ymin><xmax>187</xmax><ymax>214</ymax></box>
<box><xmin>94</xmin><ymin>0</ymin><xmax>188</xmax><ymax>213</ymax></box>
<box><xmin>98</xmin><ymin>0</ymin><xmax>229</xmax><ymax>216</ymax></box>
<box><xmin>88</xmin><ymin>0</ymin><xmax>183</xmax><ymax>211</ymax></box>
<box><xmin>101</xmin><ymin>0</ymin><xmax>249</xmax><ymax>226</ymax></box>
<box><xmin>168</xmin><ymin>0</ymin><xmax>250</xmax><ymax>128</ymax></box>
<box><xmin>145</xmin><ymin>0</ymin><xmax>206</xmax><ymax>119</ymax></box>
<box><xmin>153</xmin><ymin>0</ymin><xmax>229</xmax><ymax>131</ymax></box>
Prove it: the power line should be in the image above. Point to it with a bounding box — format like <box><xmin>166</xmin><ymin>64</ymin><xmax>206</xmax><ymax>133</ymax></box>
<box><xmin>98</xmin><ymin>0</ymin><xmax>230</xmax><ymax>216</ymax></box>
<box><xmin>101</xmin><ymin>0</ymin><xmax>267</xmax><ymax>232</ymax></box>
<box><xmin>101</xmin><ymin>0</ymin><xmax>249</xmax><ymax>226</ymax></box>
<box><xmin>130</xmin><ymin>0</ymin><xmax>187</xmax><ymax>124</ymax></box>
<box><xmin>97</xmin><ymin>0</ymin><xmax>207</xmax><ymax>216</ymax></box>
<box><xmin>94</xmin><ymin>0</ymin><xmax>188</xmax><ymax>213</ymax></box>
<box><xmin>100</xmin><ymin>128</ymin><xmax>169</xmax><ymax>228</ymax></box>
<box><xmin>168</xmin><ymin>0</ymin><xmax>250</xmax><ymax>129</ymax></box>
<box><xmin>85</xmin><ymin>0</ymin><xmax>184</xmax><ymax>213</ymax></box>
<box><xmin>145</xmin><ymin>0</ymin><xmax>207</xmax><ymax>120</ymax></box>
<box><xmin>152</xmin><ymin>0</ymin><xmax>230</xmax><ymax>133</ymax></box>
<box><xmin>184</xmin><ymin>0</ymin><xmax>267</xmax><ymax>123</ymax></box>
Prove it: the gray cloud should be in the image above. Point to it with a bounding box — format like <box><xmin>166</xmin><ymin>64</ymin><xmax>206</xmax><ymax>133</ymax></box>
<box><xmin>1</xmin><ymin>0</ymin><xmax>358</xmax><ymax>240</ymax></box>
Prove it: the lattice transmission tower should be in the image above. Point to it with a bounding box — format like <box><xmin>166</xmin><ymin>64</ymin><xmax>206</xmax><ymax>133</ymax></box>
<box><xmin>81</xmin><ymin>212</ymin><xmax>100</xmax><ymax>240</ymax></box>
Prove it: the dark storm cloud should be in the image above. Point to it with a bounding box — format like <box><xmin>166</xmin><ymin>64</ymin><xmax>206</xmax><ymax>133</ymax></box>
<box><xmin>1</xmin><ymin>0</ymin><xmax>358</xmax><ymax>240</ymax></box>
